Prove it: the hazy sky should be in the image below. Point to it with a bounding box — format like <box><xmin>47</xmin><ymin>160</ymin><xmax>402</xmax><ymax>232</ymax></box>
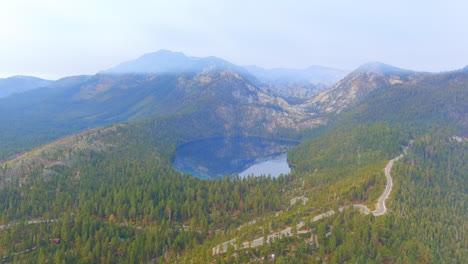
<box><xmin>1</xmin><ymin>0</ymin><xmax>467</xmax><ymax>79</ymax></box>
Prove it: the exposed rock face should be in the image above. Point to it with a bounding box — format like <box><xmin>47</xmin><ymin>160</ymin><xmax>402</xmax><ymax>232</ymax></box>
<box><xmin>68</xmin><ymin>55</ymin><xmax>329</xmax><ymax>133</ymax></box>
<box><xmin>2</xmin><ymin>52</ymin><xmax>466</xmax><ymax>162</ymax></box>
<box><xmin>165</xmin><ymin>69</ymin><xmax>326</xmax><ymax>132</ymax></box>
<box><xmin>302</xmin><ymin>62</ymin><xmax>430</xmax><ymax>114</ymax></box>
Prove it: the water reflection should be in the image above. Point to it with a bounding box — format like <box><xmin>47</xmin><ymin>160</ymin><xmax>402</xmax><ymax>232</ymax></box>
<box><xmin>239</xmin><ymin>156</ymin><xmax>291</xmax><ymax>178</ymax></box>
<box><xmin>173</xmin><ymin>136</ymin><xmax>297</xmax><ymax>179</ymax></box>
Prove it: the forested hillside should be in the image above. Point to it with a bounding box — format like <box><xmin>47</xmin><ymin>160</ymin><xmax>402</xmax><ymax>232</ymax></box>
<box><xmin>199</xmin><ymin>66</ymin><xmax>467</xmax><ymax>263</ymax></box>
<box><xmin>0</xmin><ymin>51</ymin><xmax>326</xmax><ymax>161</ymax></box>
<box><xmin>0</xmin><ymin>62</ymin><xmax>466</xmax><ymax>263</ymax></box>
<box><xmin>0</xmin><ymin>118</ymin><xmax>295</xmax><ymax>263</ymax></box>
<box><xmin>210</xmin><ymin>132</ymin><xmax>465</xmax><ymax>263</ymax></box>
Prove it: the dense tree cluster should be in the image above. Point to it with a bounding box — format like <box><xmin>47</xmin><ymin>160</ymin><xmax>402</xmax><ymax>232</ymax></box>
<box><xmin>0</xmin><ymin>125</ymin><xmax>292</xmax><ymax>263</ymax></box>
<box><xmin>0</xmin><ymin>71</ymin><xmax>466</xmax><ymax>263</ymax></box>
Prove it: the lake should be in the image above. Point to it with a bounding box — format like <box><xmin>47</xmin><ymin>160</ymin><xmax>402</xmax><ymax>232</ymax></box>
<box><xmin>173</xmin><ymin>136</ymin><xmax>298</xmax><ymax>179</ymax></box>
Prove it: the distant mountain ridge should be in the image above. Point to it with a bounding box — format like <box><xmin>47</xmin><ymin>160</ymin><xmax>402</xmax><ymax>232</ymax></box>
<box><xmin>0</xmin><ymin>51</ymin><xmax>466</xmax><ymax>263</ymax></box>
<box><xmin>244</xmin><ymin>65</ymin><xmax>348</xmax><ymax>103</ymax></box>
<box><xmin>0</xmin><ymin>50</ymin><xmax>327</xmax><ymax>159</ymax></box>
<box><xmin>0</xmin><ymin>51</ymin><xmax>466</xmax><ymax>160</ymax></box>
<box><xmin>0</xmin><ymin>76</ymin><xmax>53</xmax><ymax>98</ymax></box>
<box><xmin>354</xmin><ymin>61</ymin><xmax>412</xmax><ymax>74</ymax></box>
<box><xmin>244</xmin><ymin>65</ymin><xmax>348</xmax><ymax>85</ymax></box>
<box><xmin>105</xmin><ymin>50</ymin><xmax>347</xmax><ymax>103</ymax></box>
<box><xmin>102</xmin><ymin>50</ymin><xmax>254</xmax><ymax>78</ymax></box>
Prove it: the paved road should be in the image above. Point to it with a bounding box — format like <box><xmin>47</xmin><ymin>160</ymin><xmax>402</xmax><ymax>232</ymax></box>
<box><xmin>353</xmin><ymin>204</ymin><xmax>371</xmax><ymax>214</ymax></box>
<box><xmin>372</xmin><ymin>154</ymin><xmax>402</xmax><ymax>216</ymax></box>
<box><xmin>354</xmin><ymin>153</ymin><xmax>403</xmax><ymax>216</ymax></box>
<box><xmin>213</xmin><ymin>150</ymin><xmax>407</xmax><ymax>255</ymax></box>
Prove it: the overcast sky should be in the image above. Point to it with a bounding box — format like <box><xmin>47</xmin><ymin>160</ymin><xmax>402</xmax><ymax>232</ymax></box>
<box><xmin>1</xmin><ymin>0</ymin><xmax>467</xmax><ymax>79</ymax></box>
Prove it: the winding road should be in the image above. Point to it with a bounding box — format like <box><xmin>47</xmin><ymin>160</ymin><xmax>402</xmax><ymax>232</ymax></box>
<box><xmin>213</xmin><ymin>149</ymin><xmax>407</xmax><ymax>255</ymax></box>
<box><xmin>373</xmin><ymin>154</ymin><xmax>402</xmax><ymax>215</ymax></box>
<box><xmin>354</xmin><ymin>153</ymin><xmax>403</xmax><ymax>216</ymax></box>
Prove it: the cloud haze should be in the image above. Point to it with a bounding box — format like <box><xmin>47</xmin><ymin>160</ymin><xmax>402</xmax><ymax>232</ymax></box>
<box><xmin>1</xmin><ymin>0</ymin><xmax>467</xmax><ymax>79</ymax></box>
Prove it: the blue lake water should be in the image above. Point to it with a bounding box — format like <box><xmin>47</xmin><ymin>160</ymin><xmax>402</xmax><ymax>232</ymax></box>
<box><xmin>239</xmin><ymin>156</ymin><xmax>291</xmax><ymax>178</ymax></box>
<box><xmin>173</xmin><ymin>136</ymin><xmax>298</xmax><ymax>179</ymax></box>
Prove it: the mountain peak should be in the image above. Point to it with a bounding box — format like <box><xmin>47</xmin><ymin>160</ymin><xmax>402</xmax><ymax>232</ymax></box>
<box><xmin>103</xmin><ymin>50</ymin><xmax>191</xmax><ymax>74</ymax></box>
<box><xmin>152</xmin><ymin>49</ymin><xmax>182</xmax><ymax>54</ymax></box>
<box><xmin>355</xmin><ymin>62</ymin><xmax>409</xmax><ymax>75</ymax></box>
<box><xmin>102</xmin><ymin>50</ymin><xmax>245</xmax><ymax>76</ymax></box>
<box><xmin>137</xmin><ymin>49</ymin><xmax>188</xmax><ymax>60</ymax></box>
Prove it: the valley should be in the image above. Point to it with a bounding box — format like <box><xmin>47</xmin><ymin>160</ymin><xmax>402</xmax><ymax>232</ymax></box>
<box><xmin>0</xmin><ymin>51</ymin><xmax>466</xmax><ymax>263</ymax></box>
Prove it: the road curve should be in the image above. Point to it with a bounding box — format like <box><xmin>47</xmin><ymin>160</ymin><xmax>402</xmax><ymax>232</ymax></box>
<box><xmin>214</xmin><ymin>150</ymin><xmax>407</xmax><ymax>255</ymax></box>
<box><xmin>354</xmin><ymin>151</ymin><xmax>405</xmax><ymax>216</ymax></box>
<box><xmin>372</xmin><ymin>154</ymin><xmax>402</xmax><ymax>216</ymax></box>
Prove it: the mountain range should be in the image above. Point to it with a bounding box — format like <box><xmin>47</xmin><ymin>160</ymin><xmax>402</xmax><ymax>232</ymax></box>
<box><xmin>1</xmin><ymin>50</ymin><xmax>467</xmax><ymax>160</ymax></box>
<box><xmin>0</xmin><ymin>50</ymin><xmax>341</xmax><ymax>159</ymax></box>
<box><xmin>0</xmin><ymin>50</ymin><xmax>466</xmax><ymax>263</ymax></box>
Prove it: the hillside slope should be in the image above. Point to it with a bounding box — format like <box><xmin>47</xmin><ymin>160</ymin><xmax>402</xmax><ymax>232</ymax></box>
<box><xmin>303</xmin><ymin>62</ymin><xmax>427</xmax><ymax>114</ymax></box>
<box><xmin>0</xmin><ymin>52</ymin><xmax>325</xmax><ymax>160</ymax></box>
<box><xmin>0</xmin><ymin>76</ymin><xmax>53</xmax><ymax>98</ymax></box>
<box><xmin>0</xmin><ymin>62</ymin><xmax>466</xmax><ymax>263</ymax></box>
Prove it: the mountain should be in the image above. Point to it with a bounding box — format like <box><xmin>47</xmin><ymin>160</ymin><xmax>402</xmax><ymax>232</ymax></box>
<box><xmin>0</xmin><ymin>75</ymin><xmax>53</xmax><ymax>98</ymax></box>
<box><xmin>291</xmin><ymin>63</ymin><xmax>467</xmax><ymax>182</ymax></box>
<box><xmin>51</xmin><ymin>75</ymin><xmax>92</xmax><ymax>88</ymax></box>
<box><xmin>304</xmin><ymin>62</ymin><xmax>430</xmax><ymax>114</ymax></box>
<box><xmin>0</xmin><ymin>60</ymin><xmax>466</xmax><ymax>263</ymax></box>
<box><xmin>0</xmin><ymin>56</ymin><xmax>466</xmax><ymax>263</ymax></box>
<box><xmin>354</xmin><ymin>61</ymin><xmax>411</xmax><ymax>74</ymax></box>
<box><xmin>103</xmin><ymin>50</ymin><xmax>190</xmax><ymax>74</ymax></box>
<box><xmin>245</xmin><ymin>65</ymin><xmax>348</xmax><ymax>103</ymax></box>
<box><xmin>2</xmin><ymin>56</ymin><xmax>464</xmax><ymax>161</ymax></box>
<box><xmin>0</xmin><ymin>51</ymin><xmax>323</xmax><ymax>160</ymax></box>
<box><xmin>103</xmin><ymin>50</ymin><xmax>257</xmax><ymax>79</ymax></box>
